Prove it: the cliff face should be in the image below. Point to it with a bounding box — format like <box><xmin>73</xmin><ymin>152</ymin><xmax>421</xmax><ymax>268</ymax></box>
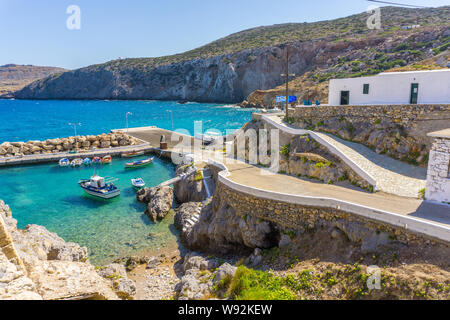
<box><xmin>13</xmin><ymin>6</ymin><xmax>450</xmax><ymax>103</ymax></box>
<box><xmin>15</xmin><ymin>43</ymin><xmax>314</xmax><ymax>102</ymax></box>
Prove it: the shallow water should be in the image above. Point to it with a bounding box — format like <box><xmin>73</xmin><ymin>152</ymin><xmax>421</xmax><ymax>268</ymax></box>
<box><xmin>0</xmin><ymin>156</ymin><xmax>177</xmax><ymax>265</ymax></box>
<box><xmin>0</xmin><ymin>100</ymin><xmax>254</xmax><ymax>265</ymax></box>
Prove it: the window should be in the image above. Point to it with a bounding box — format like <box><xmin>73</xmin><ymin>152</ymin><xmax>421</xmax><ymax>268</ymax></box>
<box><xmin>363</xmin><ymin>83</ymin><xmax>369</xmax><ymax>94</ymax></box>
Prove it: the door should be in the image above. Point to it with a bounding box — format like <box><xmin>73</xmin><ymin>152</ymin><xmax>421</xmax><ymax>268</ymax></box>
<box><xmin>340</xmin><ymin>91</ymin><xmax>349</xmax><ymax>105</ymax></box>
<box><xmin>410</xmin><ymin>83</ymin><xmax>419</xmax><ymax>104</ymax></box>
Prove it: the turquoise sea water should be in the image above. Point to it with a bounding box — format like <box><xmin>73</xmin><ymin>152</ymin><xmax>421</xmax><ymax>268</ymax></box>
<box><xmin>0</xmin><ymin>100</ymin><xmax>254</xmax><ymax>265</ymax></box>
<box><xmin>0</xmin><ymin>99</ymin><xmax>253</xmax><ymax>143</ymax></box>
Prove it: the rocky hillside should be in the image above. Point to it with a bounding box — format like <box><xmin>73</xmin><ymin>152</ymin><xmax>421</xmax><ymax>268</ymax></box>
<box><xmin>0</xmin><ymin>64</ymin><xmax>65</xmax><ymax>98</ymax></box>
<box><xmin>14</xmin><ymin>6</ymin><xmax>449</xmax><ymax>102</ymax></box>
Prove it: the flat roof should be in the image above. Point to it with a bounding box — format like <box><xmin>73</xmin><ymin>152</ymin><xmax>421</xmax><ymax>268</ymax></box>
<box><xmin>330</xmin><ymin>68</ymin><xmax>449</xmax><ymax>81</ymax></box>
<box><xmin>428</xmin><ymin>128</ymin><xmax>450</xmax><ymax>139</ymax></box>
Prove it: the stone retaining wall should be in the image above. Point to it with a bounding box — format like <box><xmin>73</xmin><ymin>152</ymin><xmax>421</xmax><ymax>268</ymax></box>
<box><xmin>426</xmin><ymin>136</ymin><xmax>450</xmax><ymax>203</ymax></box>
<box><xmin>216</xmin><ymin>182</ymin><xmax>443</xmax><ymax>249</ymax></box>
<box><xmin>290</xmin><ymin>104</ymin><xmax>450</xmax><ymax>166</ymax></box>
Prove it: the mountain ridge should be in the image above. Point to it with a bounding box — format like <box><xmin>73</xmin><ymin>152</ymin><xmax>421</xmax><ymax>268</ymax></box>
<box><xmin>13</xmin><ymin>6</ymin><xmax>450</xmax><ymax>102</ymax></box>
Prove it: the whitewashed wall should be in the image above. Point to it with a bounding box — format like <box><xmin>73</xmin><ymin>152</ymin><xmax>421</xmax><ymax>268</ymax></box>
<box><xmin>329</xmin><ymin>69</ymin><xmax>450</xmax><ymax>106</ymax></box>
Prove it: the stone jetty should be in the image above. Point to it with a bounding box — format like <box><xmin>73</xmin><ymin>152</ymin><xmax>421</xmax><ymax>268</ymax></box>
<box><xmin>0</xmin><ymin>132</ymin><xmax>141</xmax><ymax>158</ymax></box>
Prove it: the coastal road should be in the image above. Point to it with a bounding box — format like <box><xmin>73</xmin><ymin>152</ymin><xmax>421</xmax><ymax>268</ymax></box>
<box><xmin>126</xmin><ymin>125</ymin><xmax>450</xmax><ymax>230</ymax></box>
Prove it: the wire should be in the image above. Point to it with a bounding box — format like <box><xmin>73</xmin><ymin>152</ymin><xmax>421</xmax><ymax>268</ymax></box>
<box><xmin>366</xmin><ymin>0</ymin><xmax>428</xmax><ymax>8</ymax></box>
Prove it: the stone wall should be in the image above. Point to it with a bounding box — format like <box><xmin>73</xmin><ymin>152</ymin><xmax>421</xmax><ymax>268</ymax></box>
<box><xmin>426</xmin><ymin>137</ymin><xmax>450</xmax><ymax>203</ymax></box>
<box><xmin>290</xmin><ymin>104</ymin><xmax>450</xmax><ymax>166</ymax></box>
<box><xmin>213</xmin><ymin>182</ymin><xmax>444</xmax><ymax>250</ymax></box>
<box><xmin>0</xmin><ymin>132</ymin><xmax>141</xmax><ymax>158</ymax></box>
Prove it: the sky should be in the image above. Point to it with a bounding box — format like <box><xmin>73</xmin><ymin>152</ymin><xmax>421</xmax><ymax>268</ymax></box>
<box><xmin>0</xmin><ymin>0</ymin><xmax>448</xmax><ymax>69</ymax></box>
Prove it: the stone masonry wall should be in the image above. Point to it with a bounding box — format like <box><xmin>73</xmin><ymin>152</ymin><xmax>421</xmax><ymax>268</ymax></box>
<box><xmin>216</xmin><ymin>181</ymin><xmax>445</xmax><ymax>250</ymax></box>
<box><xmin>426</xmin><ymin>137</ymin><xmax>450</xmax><ymax>203</ymax></box>
<box><xmin>290</xmin><ymin>104</ymin><xmax>450</xmax><ymax>166</ymax></box>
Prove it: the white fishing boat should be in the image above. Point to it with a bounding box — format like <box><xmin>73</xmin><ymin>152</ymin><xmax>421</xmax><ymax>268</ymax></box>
<box><xmin>131</xmin><ymin>178</ymin><xmax>145</xmax><ymax>189</ymax></box>
<box><xmin>78</xmin><ymin>175</ymin><xmax>120</xmax><ymax>199</ymax></box>
<box><xmin>70</xmin><ymin>158</ymin><xmax>83</xmax><ymax>167</ymax></box>
<box><xmin>59</xmin><ymin>158</ymin><xmax>70</xmax><ymax>167</ymax></box>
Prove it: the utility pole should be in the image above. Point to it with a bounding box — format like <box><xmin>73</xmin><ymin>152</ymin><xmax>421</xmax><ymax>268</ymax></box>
<box><xmin>126</xmin><ymin>112</ymin><xmax>132</xmax><ymax>133</ymax></box>
<box><xmin>280</xmin><ymin>44</ymin><xmax>295</xmax><ymax>120</ymax></box>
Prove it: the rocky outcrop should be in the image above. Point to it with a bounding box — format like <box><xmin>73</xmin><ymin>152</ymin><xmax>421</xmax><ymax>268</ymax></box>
<box><xmin>137</xmin><ymin>186</ymin><xmax>174</xmax><ymax>222</ymax></box>
<box><xmin>180</xmin><ymin>199</ymin><xmax>278</xmax><ymax>254</ymax></box>
<box><xmin>0</xmin><ymin>132</ymin><xmax>140</xmax><ymax>158</ymax></box>
<box><xmin>96</xmin><ymin>263</ymin><xmax>136</xmax><ymax>300</ymax></box>
<box><xmin>173</xmin><ymin>164</ymin><xmax>208</xmax><ymax>203</ymax></box>
<box><xmin>0</xmin><ymin>200</ymin><xmax>119</xmax><ymax>300</ymax></box>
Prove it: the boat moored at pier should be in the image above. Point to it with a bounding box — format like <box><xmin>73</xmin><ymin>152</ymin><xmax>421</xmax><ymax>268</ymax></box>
<box><xmin>125</xmin><ymin>157</ymin><xmax>154</xmax><ymax>168</ymax></box>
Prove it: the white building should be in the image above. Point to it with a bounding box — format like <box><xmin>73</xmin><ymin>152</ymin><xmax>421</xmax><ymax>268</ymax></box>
<box><xmin>328</xmin><ymin>69</ymin><xmax>450</xmax><ymax>106</ymax></box>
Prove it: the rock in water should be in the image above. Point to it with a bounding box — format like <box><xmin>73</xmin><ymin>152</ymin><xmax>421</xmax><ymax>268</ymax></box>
<box><xmin>137</xmin><ymin>186</ymin><xmax>174</xmax><ymax>222</ymax></box>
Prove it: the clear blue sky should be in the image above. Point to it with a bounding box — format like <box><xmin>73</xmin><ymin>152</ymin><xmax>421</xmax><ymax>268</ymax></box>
<box><xmin>0</xmin><ymin>0</ymin><xmax>447</xmax><ymax>69</ymax></box>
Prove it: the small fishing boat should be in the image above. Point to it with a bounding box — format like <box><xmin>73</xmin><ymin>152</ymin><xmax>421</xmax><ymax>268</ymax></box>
<box><xmin>125</xmin><ymin>157</ymin><xmax>154</xmax><ymax>168</ymax></box>
<box><xmin>101</xmin><ymin>155</ymin><xmax>112</xmax><ymax>164</ymax></box>
<box><xmin>59</xmin><ymin>158</ymin><xmax>70</xmax><ymax>167</ymax></box>
<box><xmin>70</xmin><ymin>158</ymin><xmax>83</xmax><ymax>167</ymax></box>
<box><xmin>83</xmin><ymin>158</ymin><xmax>92</xmax><ymax>165</ymax></box>
<box><xmin>121</xmin><ymin>151</ymin><xmax>145</xmax><ymax>158</ymax></box>
<box><xmin>92</xmin><ymin>157</ymin><xmax>101</xmax><ymax>164</ymax></box>
<box><xmin>78</xmin><ymin>175</ymin><xmax>120</xmax><ymax>199</ymax></box>
<box><xmin>131</xmin><ymin>178</ymin><xmax>146</xmax><ymax>189</ymax></box>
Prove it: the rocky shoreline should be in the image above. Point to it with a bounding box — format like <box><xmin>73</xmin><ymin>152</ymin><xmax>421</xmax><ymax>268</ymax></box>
<box><xmin>1</xmin><ymin>147</ymin><xmax>449</xmax><ymax>300</ymax></box>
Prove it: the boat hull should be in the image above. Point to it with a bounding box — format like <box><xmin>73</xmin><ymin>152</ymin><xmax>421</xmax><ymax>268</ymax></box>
<box><xmin>122</xmin><ymin>151</ymin><xmax>145</xmax><ymax>158</ymax></box>
<box><xmin>81</xmin><ymin>187</ymin><xmax>120</xmax><ymax>199</ymax></box>
<box><xmin>125</xmin><ymin>158</ymin><xmax>154</xmax><ymax>169</ymax></box>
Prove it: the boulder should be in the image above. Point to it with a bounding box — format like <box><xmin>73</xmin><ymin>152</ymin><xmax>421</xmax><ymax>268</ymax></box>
<box><xmin>20</xmin><ymin>225</ymin><xmax>88</xmax><ymax>262</ymax></box>
<box><xmin>213</xmin><ymin>263</ymin><xmax>237</xmax><ymax>284</ymax></box>
<box><xmin>97</xmin><ymin>263</ymin><xmax>136</xmax><ymax>300</ymax></box>
<box><xmin>182</xmin><ymin>252</ymin><xmax>219</xmax><ymax>272</ymax></box>
<box><xmin>142</xmin><ymin>186</ymin><xmax>174</xmax><ymax>222</ymax></box>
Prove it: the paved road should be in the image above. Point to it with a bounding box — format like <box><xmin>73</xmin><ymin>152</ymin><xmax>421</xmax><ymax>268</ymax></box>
<box><xmin>265</xmin><ymin>114</ymin><xmax>427</xmax><ymax>198</ymax></box>
<box><xmin>127</xmin><ymin>126</ymin><xmax>450</xmax><ymax>229</ymax></box>
<box><xmin>225</xmin><ymin>161</ymin><xmax>449</xmax><ymax>228</ymax></box>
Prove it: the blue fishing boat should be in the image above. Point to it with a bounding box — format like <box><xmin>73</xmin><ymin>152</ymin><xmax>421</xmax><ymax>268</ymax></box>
<box><xmin>59</xmin><ymin>158</ymin><xmax>70</xmax><ymax>167</ymax></box>
<box><xmin>78</xmin><ymin>175</ymin><xmax>120</xmax><ymax>199</ymax></box>
<box><xmin>131</xmin><ymin>178</ymin><xmax>146</xmax><ymax>189</ymax></box>
<box><xmin>83</xmin><ymin>158</ymin><xmax>92</xmax><ymax>165</ymax></box>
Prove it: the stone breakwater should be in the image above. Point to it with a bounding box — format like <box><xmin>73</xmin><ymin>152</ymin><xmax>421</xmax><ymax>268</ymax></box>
<box><xmin>290</xmin><ymin>104</ymin><xmax>450</xmax><ymax>166</ymax></box>
<box><xmin>0</xmin><ymin>132</ymin><xmax>141</xmax><ymax>158</ymax></box>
